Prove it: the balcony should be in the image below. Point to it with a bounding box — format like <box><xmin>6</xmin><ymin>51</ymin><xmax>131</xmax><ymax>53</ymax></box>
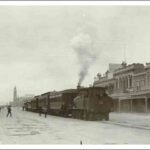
<box><xmin>113</xmin><ymin>88</ymin><xmax>132</xmax><ymax>94</ymax></box>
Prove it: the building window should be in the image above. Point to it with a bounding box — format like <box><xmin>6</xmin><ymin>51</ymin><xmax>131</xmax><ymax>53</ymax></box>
<box><xmin>130</xmin><ymin>76</ymin><xmax>132</xmax><ymax>88</ymax></box>
<box><xmin>141</xmin><ymin>80</ymin><xmax>145</xmax><ymax>87</ymax></box>
<box><xmin>136</xmin><ymin>81</ymin><xmax>140</xmax><ymax>91</ymax></box>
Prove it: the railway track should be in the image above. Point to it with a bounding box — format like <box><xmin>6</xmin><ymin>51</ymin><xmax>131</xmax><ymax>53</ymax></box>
<box><xmin>101</xmin><ymin>120</ymin><xmax>150</xmax><ymax>131</ymax></box>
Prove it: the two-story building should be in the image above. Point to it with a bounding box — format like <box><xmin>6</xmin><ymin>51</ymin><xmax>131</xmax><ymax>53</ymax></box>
<box><xmin>93</xmin><ymin>62</ymin><xmax>150</xmax><ymax>113</ymax></box>
<box><xmin>130</xmin><ymin>63</ymin><xmax>150</xmax><ymax>112</ymax></box>
<box><xmin>94</xmin><ymin>63</ymin><xmax>121</xmax><ymax>95</ymax></box>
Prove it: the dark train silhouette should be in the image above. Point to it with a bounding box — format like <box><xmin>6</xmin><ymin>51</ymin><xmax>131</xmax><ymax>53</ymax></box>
<box><xmin>24</xmin><ymin>87</ymin><xmax>113</xmax><ymax>121</ymax></box>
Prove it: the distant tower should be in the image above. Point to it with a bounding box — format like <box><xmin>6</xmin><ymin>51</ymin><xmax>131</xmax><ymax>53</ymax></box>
<box><xmin>13</xmin><ymin>86</ymin><xmax>17</xmax><ymax>102</ymax></box>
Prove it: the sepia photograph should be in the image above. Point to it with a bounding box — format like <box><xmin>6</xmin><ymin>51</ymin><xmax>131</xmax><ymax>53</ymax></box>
<box><xmin>0</xmin><ymin>3</ymin><xmax>150</xmax><ymax>147</ymax></box>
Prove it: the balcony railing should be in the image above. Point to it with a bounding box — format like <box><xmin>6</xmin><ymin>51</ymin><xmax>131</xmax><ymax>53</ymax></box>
<box><xmin>113</xmin><ymin>88</ymin><xmax>132</xmax><ymax>94</ymax></box>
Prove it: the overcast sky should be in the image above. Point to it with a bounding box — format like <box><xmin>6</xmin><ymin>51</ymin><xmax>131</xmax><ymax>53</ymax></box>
<box><xmin>0</xmin><ymin>6</ymin><xmax>150</xmax><ymax>104</ymax></box>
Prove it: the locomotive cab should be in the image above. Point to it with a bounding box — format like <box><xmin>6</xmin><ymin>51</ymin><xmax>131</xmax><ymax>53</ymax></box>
<box><xmin>72</xmin><ymin>87</ymin><xmax>113</xmax><ymax>121</ymax></box>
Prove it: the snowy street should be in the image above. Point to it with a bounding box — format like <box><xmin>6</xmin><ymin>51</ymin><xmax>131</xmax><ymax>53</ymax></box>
<box><xmin>0</xmin><ymin>107</ymin><xmax>150</xmax><ymax>144</ymax></box>
<box><xmin>109</xmin><ymin>112</ymin><xmax>150</xmax><ymax>130</ymax></box>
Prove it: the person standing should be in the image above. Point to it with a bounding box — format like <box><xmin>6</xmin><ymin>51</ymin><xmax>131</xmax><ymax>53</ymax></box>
<box><xmin>6</xmin><ymin>106</ymin><xmax>12</xmax><ymax>117</ymax></box>
<box><xmin>39</xmin><ymin>106</ymin><xmax>42</xmax><ymax>116</ymax></box>
<box><xmin>43</xmin><ymin>107</ymin><xmax>47</xmax><ymax>118</ymax></box>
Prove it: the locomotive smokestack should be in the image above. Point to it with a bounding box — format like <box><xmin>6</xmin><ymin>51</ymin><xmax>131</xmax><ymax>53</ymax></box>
<box><xmin>77</xmin><ymin>84</ymin><xmax>81</xmax><ymax>89</ymax></box>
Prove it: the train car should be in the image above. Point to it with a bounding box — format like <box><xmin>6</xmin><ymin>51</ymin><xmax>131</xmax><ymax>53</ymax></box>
<box><xmin>49</xmin><ymin>91</ymin><xmax>63</xmax><ymax>115</ymax></box>
<box><xmin>49</xmin><ymin>89</ymin><xmax>78</xmax><ymax>117</ymax></box>
<box><xmin>38</xmin><ymin>92</ymin><xmax>50</xmax><ymax>113</ymax></box>
<box><xmin>24</xmin><ymin>101</ymin><xmax>32</xmax><ymax>111</ymax></box>
<box><xmin>29</xmin><ymin>96</ymin><xmax>39</xmax><ymax>112</ymax></box>
<box><xmin>72</xmin><ymin>87</ymin><xmax>113</xmax><ymax>121</ymax></box>
<box><xmin>60</xmin><ymin>89</ymin><xmax>78</xmax><ymax>117</ymax></box>
<box><xmin>24</xmin><ymin>98</ymin><xmax>35</xmax><ymax>112</ymax></box>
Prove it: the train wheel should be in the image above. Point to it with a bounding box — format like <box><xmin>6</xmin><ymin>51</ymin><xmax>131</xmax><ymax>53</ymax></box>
<box><xmin>72</xmin><ymin>110</ymin><xmax>76</xmax><ymax>118</ymax></box>
<box><xmin>73</xmin><ymin>110</ymin><xmax>78</xmax><ymax>119</ymax></box>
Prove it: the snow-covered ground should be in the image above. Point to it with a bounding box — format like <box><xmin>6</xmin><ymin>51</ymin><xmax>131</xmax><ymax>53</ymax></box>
<box><xmin>109</xmin><ymin>112</ymin><xmax>150</xmax><ymax>130</ymax></box>
<box><xmin>0</xmin><ymin>107</ymin><xmax>150</xmax><ymax>144</ymax></box>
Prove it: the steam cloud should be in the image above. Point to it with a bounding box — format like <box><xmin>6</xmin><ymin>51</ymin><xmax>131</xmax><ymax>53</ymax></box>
<box><xmin>71</xmin><ymin>32</ymin><xmax>97</xmax><ymax>86</ymax></box>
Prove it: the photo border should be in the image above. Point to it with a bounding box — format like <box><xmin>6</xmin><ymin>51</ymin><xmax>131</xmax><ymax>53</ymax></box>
<box><xmin>0</xmin><ymin>1</ymin><xmax>150</xmax><ymax>149</ymax></box>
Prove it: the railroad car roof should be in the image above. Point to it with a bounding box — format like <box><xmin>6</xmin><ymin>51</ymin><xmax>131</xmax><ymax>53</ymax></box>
<box><xmin>34</xmin><ymin>95</ymin><xmax>40</xmax><ymax>98</ymax></box>
<box><xmin>33</xmin><ymin>87</ymin><xmax>105</xmax><ymax>99</ymax></box>
<box><xmin>62</xmin><ymin>89</ymin><xmax>78</xmax><ymax>93</ymax></box>
<box><xmin>78</xmin><ymin>87</ymin><xmax>105</xmax><ymax>91</ymax></box>
<box><xmin>41</xmin><ymin>92</ymin><xmax>50</xmax><ymax>96</ymax></box>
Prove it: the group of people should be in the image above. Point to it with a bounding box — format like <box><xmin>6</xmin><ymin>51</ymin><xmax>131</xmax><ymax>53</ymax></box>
<box><xmin>0</xmin><ymin>105</ymin><xmax>12</xmax><ymax>117</ymax></box>
<box><xmin>0</xmin><ymin>105</ymin><xmax>48</xmax><ymax>118</ymax></box>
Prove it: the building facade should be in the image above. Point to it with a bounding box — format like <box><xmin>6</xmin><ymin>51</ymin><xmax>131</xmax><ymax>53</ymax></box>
<box><xmin>93</xmin><ymin>62</ymin><xmax>150</xmax><ymax>113</ymax></box>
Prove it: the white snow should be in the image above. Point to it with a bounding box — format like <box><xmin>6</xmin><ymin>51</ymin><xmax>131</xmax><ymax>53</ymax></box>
<box><xmin>109</xmin><ymin>112</ymin><xmax>150</xmax><ymax>129</ymax></box>
<box><xmin>0</xmin><ymin>107</ymin><xmax>150</xmax><ymax>145</ymax></box>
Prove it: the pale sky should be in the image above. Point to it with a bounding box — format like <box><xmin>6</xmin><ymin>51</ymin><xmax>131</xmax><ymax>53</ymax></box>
<box><xmin>0</xmin><ymin>6</ymin><xmax>150</xmax><ymax>104</ymax></box>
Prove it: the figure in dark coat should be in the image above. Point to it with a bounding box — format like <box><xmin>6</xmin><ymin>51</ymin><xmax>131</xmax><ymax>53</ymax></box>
<box><xmin>39</xmin><ymin>107</ymin><xmax>42</xmax><ymax>116</ymax></box>
<box><xmin>6</xmin><ymin>106</ymin><xmax>12</xmax><ymax>117</ymax></box>
<box><xmin>43</xmin><ymin>107</ymin><xmax>47</xmax><ymax>118</ymax></box>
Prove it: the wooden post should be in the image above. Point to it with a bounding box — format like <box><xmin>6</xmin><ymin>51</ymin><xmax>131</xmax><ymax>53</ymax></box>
<box><xmin>118</xmin><ymin>99</ymin><xmax>121</xmax><ymax>112</ymax></box>
<box><xmin>146</xmin><ymin>72</ymin><xmax>148</xmax><ymax>88</ymax></box>
<box><xmin>145</xmin><ymin>97</ymin><xmax>148</xmax><ymax>113</ymax></box>
<box><xmin>118</xmin><ymin>78</ymin><xmax>120</xmax><ymax>89</ymax></box>
<box><xmin>130</xmin><ymin>99</ymin><xmax>132</xmax><ymax>112</ymax></box>
<box><xmin>128</xmin><ymin>76</ymin><xmax>130</xmax><ymax>88</ymax></box>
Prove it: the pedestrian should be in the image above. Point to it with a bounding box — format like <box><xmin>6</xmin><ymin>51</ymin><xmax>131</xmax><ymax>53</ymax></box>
<box><xmin>0</xmin><ymin>107</ymin><xmax>1</xmax><ymax>113</ymax></box>
<box><xmin>6</xmin><ymin>105</ymin><xmax>12</xmax><ymax>117</ymax></box>
<box><xmin>39</xmin><ymin>106</ymin><xmax>42</xmax><ymax>116</ymax></box>
<box><xmin>43</xmin><ymin>107</ymin><xmax>47</xmax><ymax>118</ymax></box>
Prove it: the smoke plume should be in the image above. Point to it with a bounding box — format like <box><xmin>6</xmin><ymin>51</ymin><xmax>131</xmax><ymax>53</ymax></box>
<box><xmin>71</xmin><ymin>31</ymin><xmax>97</xmax><ymax>86</ymax></box>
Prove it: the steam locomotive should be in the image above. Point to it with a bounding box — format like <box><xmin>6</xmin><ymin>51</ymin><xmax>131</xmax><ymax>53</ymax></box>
<box><xmin>24</xmin><ymin>87</ymin><xmax>113</xmax><ymax>121</ymax></box>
